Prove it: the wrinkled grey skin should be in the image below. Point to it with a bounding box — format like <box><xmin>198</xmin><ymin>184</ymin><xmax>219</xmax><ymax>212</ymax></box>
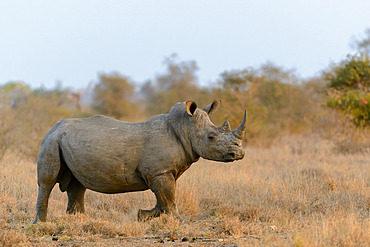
<box><xmin>33</xmin><ymin>100</ymin><xmax>247</xmax><ymax>223</ymax></box>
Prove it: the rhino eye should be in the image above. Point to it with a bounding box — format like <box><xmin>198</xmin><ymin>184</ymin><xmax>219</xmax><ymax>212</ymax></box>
<box><xmin>208</xmin><ymin>133</ymin><xmax>217</xmax><ymax>140</ymax></box>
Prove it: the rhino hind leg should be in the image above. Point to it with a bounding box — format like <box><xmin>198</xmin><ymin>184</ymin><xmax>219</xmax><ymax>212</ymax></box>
<box><xmin>66</xmin><ymin>177</ymin><xmax>86</xmax><ymax>214</ymax></box>
<box><xmin>138</xmin><ymin>173</ymin><xmax>183</xmax><ymax>222</ymax></box>
<box><xmin>33</xmin><ymin>183</ymin><xmax>56</xmax><ymax>223</ymax></box>
<box><xmin>33</xmin><ymin>142</ymin><xmax>61</xmax><ymax>223</ymax></box>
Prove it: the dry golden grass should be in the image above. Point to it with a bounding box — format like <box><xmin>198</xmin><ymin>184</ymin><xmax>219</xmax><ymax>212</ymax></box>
<box><xmin>0</xmin><ymin>135</ymin><xmax>369</xmax><ymax>246</ymax></box>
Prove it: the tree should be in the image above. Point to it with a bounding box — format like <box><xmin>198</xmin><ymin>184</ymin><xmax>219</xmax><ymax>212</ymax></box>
<box><xmin>351</xmin><ymin>28</ymin><xmax>370</xmax><ymax>55</ymax></box>
<box><xmin>327</xmin><ymin>55</ymin><xmax>370</xmax><ymax>93</ymax></box>
<box><xmin>326</xmin><ymin>54</ymin><xmax>370</xmax><ymax>126</ymax></box>
<box><xmin>93</xmin><ymin>72</ymin><xmax>138</xmax><ymax>119</ymax></box>
<box><xmin>0</xmin><ymin>81</ymin><xmax>31</xmax><ymax>108</ymax></box>
<box><xmin>326</xmin><ymin>29</ymin><xmax>370</xmax><ymax>127</ymax></box>
<box><xmin>141</xmin><ymin>54</ymin><xmax>201</xmax><ymax>115</ymax></box>
<box><xmin>215</xmin><ymin>63</ymin><xmax>310</xmax><ymax>139</ymax></box>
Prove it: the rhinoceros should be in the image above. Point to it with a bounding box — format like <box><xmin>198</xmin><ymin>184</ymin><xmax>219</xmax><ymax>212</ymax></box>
<box><xmin>33</xmin><ymin>100</ymin><xmax>247</xmax><ymax>223</ymax></box>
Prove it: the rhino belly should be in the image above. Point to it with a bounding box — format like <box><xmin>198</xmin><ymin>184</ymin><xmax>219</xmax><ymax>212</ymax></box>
<box><xmin>69</xmin><ymin>162</ymin><xmax>149</xmax><ymax>194</ymax></box>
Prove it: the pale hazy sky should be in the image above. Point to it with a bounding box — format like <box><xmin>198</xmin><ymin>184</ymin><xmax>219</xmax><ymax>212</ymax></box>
<box><xmin>0</xmin><ymin>0</ymin><xmax>369</xmax><ymax>89</ymax></box>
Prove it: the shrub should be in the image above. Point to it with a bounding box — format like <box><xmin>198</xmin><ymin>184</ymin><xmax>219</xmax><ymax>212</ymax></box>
<box><xmin>327</xmin><ymin>91</ymin><xmax>370</xmax><ymax>127</ymax></box>
<box><xmin>326</xmin><ymin>54</ymin><xmax>370</xmax><ymax>126</ymax></box>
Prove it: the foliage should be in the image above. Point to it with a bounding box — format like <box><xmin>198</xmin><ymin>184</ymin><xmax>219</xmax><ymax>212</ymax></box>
<box><xmin>327</xmin><ymin>91</ymin><xmax>370</xmax><ymax>127</ymax></box>
<box><xmin>0</xmin><ymin>52</ymin><xmax>367</xmax><ymax>159</ymax></box>
<box><xmin>141</xmin><ymin>54</ymin><xmax>202</xmax><ymax>116</ymax></box>
<box><xmin>213</xmin><ymin>62</ymin><xmax>316</xmax><ymax>143</ymax></box>
<box><xmin>93</xmin><ymin>72</ymin><xmax>139</xmax><ymax>120</ymax></box>
<box><xmin>327</xmin><ymin>55</ymin><xmax>370</xmax><ymax>92</ymax></box>
<box><xmin>0</xmin><ymin>81</ymin><xmax>31</xmax><ymax>109</ymax></box>
<box><xmin>0</xmin><ymin>82</ymin><xmax>85</xmax><ymax>160</ymax></box>
<box><xmin>326</xmin><ymin>54</ymin><xmax>370</xmax><ymax>126</ymax></box>
<box><xmin>351</xmin><ymin>28</ymin><xmax>370</xmax><ymax>55</ymax></box>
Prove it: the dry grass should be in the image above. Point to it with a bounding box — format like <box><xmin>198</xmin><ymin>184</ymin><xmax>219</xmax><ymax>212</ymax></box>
<box><xmin>0</xmin><ymin>135</ymin><xmax>369</xmax><ymax>246</ymax></box>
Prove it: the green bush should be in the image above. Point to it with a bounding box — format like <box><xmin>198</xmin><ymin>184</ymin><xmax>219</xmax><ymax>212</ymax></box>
<box><xmin>327</xmin><ymin>55</ymin><xmax>370</xmax><ymax>92</ymax></box>
<box><xmin>326</xmin><ymin>54</ymin><xmax>370</xmax><ymax>127</ymax></box>
<box><xmin>327</xmin><ymin>91</ymin><xmax>370</xmax><ymax>127</ymax></box>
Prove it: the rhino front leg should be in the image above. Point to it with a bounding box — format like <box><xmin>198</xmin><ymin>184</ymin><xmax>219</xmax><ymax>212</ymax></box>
<box><xmin>138</xmin><ymin>173</ymin><xmax>183</xmax><ymax>221</ymax></box>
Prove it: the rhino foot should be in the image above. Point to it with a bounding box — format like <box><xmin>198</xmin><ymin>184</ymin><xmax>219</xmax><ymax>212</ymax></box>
<box><xmin>137</xmin><ymin>208</ymin><xmax>188</xmax><ymax>224</ymax></box>
<box><xmin>137</xmin><ymin>208</ymin><xmax>162</xmax><ymax>221</ymax></box>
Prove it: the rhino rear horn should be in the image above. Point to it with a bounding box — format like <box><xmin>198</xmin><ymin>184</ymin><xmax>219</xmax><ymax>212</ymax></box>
<box><xmin>202</xmin><ymin>99</ymin><xmax>221</xmax><ymax>115</ymax></box>
<box><xmin>220</xmin><ymin>121</ymin><xmax>231</xmax><ymax>132</ymax></box>
<box><xmin>232</xmin><ymin>110</ymin><xmax>247</xmax><ymax>139</ymax></box>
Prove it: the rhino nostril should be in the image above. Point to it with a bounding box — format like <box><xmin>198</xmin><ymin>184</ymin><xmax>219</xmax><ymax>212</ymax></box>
<box><xmin>228</xmin><ymin>152</ymin><xmax>236</xmax><ymax>159</ymax></box>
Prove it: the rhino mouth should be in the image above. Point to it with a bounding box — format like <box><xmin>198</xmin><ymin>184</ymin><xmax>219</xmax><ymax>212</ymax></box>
<box><xmin>223</xmin><ymin>150</ymin><xmax>245</xmax><ymax>162</ymax></box>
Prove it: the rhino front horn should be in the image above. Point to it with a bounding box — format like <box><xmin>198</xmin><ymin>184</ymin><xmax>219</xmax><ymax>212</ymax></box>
<box><xmin>232</xmin><ymin>110</ymin><xmax>247</xmax><ymax>140</ymax></box>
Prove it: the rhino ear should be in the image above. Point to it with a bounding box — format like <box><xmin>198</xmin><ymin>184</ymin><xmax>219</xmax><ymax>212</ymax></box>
<box><xmin>202</xmin><ymin>99</ymin><xmax>221</xmax><ymax>115</ymax></box>
<box><xmin>186</xmin><ymin>101</ymin><xmax>197</xmax><ymax>116</ymax></box>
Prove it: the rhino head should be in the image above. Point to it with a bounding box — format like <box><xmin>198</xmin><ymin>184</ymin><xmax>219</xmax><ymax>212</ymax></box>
<box><xmin>175</xmin><ymin>100</ymin><xmax>247</xmax><ymax>162</ymax></box>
